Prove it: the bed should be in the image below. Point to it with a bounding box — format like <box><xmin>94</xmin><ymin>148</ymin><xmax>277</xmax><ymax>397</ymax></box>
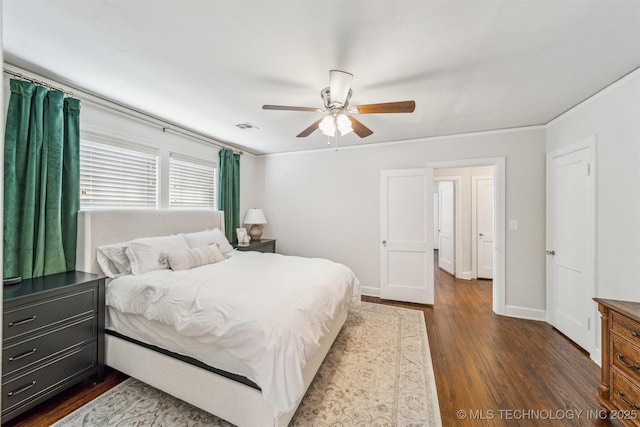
<box><xmin>75</xmin><ymin>209</ymin><xmax>359</xmax><ymax>426</ymax></box>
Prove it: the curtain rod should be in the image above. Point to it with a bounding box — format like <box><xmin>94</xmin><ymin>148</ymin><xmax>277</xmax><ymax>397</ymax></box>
<box><xmin>3</xmin><ymin>67</ymin><xmax>244</xmax><ymax>156</ymax></box>
<box><xmin>4</xmin><ymin>68</ymin><xmax>75</xmax><ymax>97</ymax></box>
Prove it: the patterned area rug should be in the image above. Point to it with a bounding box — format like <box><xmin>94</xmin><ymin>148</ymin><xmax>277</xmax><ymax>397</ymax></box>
<box><xmin>53</xmin><ymin>302</ymin><xmax>441</xmax><ymax>426</ymax></box>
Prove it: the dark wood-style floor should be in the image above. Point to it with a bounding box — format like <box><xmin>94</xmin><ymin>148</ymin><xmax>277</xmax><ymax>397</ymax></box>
<box><xmin>4</xmin><ymin>261</ymin><xmax>614</xmax><ymax>426</ymax></box>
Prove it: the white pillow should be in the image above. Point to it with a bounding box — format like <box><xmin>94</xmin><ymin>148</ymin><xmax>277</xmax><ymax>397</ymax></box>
<box><xmin>126</xmin><ymin>234</ymin><xmax>189</xmax><ymax>275</ymax></box>
<box><xmin>164</xmin><ymin>244</ymin><xmax>225</xmax><ymax>271</ymax></box>
<box><xmin>96</xmin><ymin>242</ymin><xmax>131</xmax><ymax>278</ymax></box>
<box><xmin>183</xmin><ymin>228</ymin><xmax>234</xmax><ymax>254</ymax></box>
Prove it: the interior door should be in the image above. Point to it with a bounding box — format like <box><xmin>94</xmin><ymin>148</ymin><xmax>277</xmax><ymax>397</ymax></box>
<box><xmin>438</xmin><ymin>181</ymin><xmax>455</xmax><ymax>275</ymax></box>
<box><xmin>380</xmin><ymin>168</ymin><xmax>434</xmax><ymax>304</ymax></box>
<box><xmin>547</xmin><ymin>145</ymin><xmax>594</xmax><ymax>351</ymax></box>
<box><xmin>476</xmin><ymin>178</ymin><xmax>494</xmax><ymax>279</ymax></box>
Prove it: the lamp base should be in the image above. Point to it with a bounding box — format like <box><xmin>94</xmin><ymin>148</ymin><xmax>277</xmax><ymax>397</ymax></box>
<box><xmin>248</xmin><ymin>224</ymin><xmax>263</xmax><ymax>241</ymax></box>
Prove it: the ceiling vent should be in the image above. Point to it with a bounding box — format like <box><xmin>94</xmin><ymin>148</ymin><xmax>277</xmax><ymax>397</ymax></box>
<box><xmin>235</xmin><ymin>122</ymin><xmax>259</xmax><ymax>130</ymax></box>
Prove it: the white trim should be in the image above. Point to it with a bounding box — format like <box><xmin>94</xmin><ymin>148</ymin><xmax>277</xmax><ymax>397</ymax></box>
<box><xmin>427</xmin><ymin>157</ymin><xmax>507</xmax><ymax>316</ymax></box>
<box><xmin>360</xmin><ymin>286</ymin><xmax>381</xmax><ymax>298</ymax></box>
<box><xmin>546</xmin><ymin>135</ymin><xmax>597</xmax><ymax>356</ymax></box>
<box><xmin>457</xmin><ymin>271</ymin><xmax>473</xmax><ymax>280</ymax></box>
<box><xmin>260</xmin><ymin>125</ymin><xmax>546</xmax><ymax>157</ymax></box>
<box><xmin>503</xmin><ymin>305</ymin><xmax>546</xmax><ymax>322</ymax></box>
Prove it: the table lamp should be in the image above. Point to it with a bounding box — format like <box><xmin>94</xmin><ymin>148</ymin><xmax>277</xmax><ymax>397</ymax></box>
<box><xmin>244</xmin><ymin>208</ymin><xmax>267</xmax><ymax>241</ymax></box>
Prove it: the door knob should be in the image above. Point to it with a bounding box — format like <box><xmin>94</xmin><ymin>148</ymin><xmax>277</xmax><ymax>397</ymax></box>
<box><xmin>479</xmin><ymin>233</ymin><xmax>484</xmax><ymax>237</ymax></box>
<box><xmin>382</xmin><ymin>240</ymin><xmax>387</xmax><ymax>247</ymax></box>
<box><xmin>546</xmin><ymin>250</ymin><xmax>556</xmax><ymax>256</ymax></box>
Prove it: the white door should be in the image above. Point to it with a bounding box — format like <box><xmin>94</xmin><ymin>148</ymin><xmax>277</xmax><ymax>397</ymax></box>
<box><xmin>547</xmin><ymin>144</ymin><xmax>594</xmax><ymax>352</ymax></box>
<box><xmin>380</xmin><ymin>168</ymin><xmax>434</xmax><ymax>304</ymax></box>
<box><xmin>476</xmin><ymin>178</ymin><xmax>494</xmax><ymax>279</ymax></box>
<box><xmin>433</xmin><ymin>192</ymin><xmax>440</xmax><ymax>250</ymax></box>
<box><xmin>438</xmin><ymin>181</ymin><xmax>455</xmax><ymax>275</ymax></box>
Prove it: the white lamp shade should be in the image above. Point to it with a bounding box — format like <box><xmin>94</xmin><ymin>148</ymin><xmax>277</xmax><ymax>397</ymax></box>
<box><xmin>244</xmin><ymin>208</ymin><xmax>267</xmax><ymax>224</ymax></box>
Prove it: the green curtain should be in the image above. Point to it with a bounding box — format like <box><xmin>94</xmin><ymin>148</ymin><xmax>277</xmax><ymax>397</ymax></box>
<box><xmin>3</xmin><ymin>79</ymin><xmax>81</xmax><ymax>280</ymax></box>
<box><xmin>218</xmin><ymin>148</ymin><xmax>240</xmax><ymax>242</ymax></box>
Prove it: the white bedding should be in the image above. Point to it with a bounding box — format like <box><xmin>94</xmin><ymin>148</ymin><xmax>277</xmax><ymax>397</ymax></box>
<box><xmin>105</xmin><ymin>250</ymin><xmax>360</xmax><ymax>415</ymax></box>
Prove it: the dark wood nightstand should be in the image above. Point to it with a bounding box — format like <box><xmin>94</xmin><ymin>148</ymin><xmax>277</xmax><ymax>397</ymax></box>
<box><xmin>2</xmin><ymin>271</ymin><xmax>105</xmax><ymax>423</ymax></box>
<box><xmin>233</xmin><ymin>239</ymin><xmax>276</xmax><ymax>253</ymax></box>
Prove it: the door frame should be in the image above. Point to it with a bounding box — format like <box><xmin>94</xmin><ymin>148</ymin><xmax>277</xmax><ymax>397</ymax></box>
<box><xmin>472</xmin><ymin>175</ymin><xmax>494</xmax><ymax>279</ymax></box>
<box><xmin>546</xmin><ymin>136</ymin><xmax>597</xmax><ymax>360</ymax></box>
<box><xmin>427</xmin><ymin>158</ymin><xmax>506</xmax><ymax>316</ymax></box>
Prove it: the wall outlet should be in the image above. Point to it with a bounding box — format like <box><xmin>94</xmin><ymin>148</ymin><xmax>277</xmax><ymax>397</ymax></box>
<box><xmin>509</xmin><ymin>220</ymin><xmax>519</xmax><ymax>230</ymax></box>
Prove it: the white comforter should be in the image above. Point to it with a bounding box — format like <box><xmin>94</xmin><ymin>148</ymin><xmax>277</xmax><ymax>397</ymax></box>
<box><xmin>106</xmin><ymin>251</ymin><xmax>360</xmax><ymax>415</ymax></box>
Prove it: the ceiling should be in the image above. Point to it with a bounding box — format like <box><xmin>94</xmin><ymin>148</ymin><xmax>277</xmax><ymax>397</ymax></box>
<box><xmin>3</xmin><ymin>1</ymin><xmax>640</xmax><ymax>155</ymax></box>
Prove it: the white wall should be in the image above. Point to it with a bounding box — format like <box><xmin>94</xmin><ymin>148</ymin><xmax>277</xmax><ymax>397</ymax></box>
<box><xmin>256</xmin><ymin>128</ymin><xmax>546</xmax><ymax>312</ymax></box>
<box><xmin>546</xmin><ymin>70</ymin><xmax>640</xmax><ymax>302</ymax></box>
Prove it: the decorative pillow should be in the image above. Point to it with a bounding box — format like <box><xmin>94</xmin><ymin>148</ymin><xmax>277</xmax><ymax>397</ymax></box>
<box><xmin>126</xmin><ymin>234</ymin><xmax>190</xmax><ymax>275</ymax></box>
<box><xmin>164</xmin><ymin>244</ymin><xmax>225</xmax><ymax>271</ymax></box>
<box><xmin>183</xmin><ymin>228</ymin><xmax>234</xmax><ymax>254</ymax></box>
<box><xmin>96</xmin><ymin>242</ymin><xmax>131</xmax><ymax>278</ymax></box>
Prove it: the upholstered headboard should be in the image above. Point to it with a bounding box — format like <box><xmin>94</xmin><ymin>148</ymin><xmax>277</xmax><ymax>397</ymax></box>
<box><xmin>76</xmin><ymin>209</ymin><xmax>225</xmax><ymax>274</ymax></box>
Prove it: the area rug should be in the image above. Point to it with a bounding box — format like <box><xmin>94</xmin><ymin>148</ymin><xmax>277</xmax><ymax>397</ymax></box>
<box><xmin>53</xmin><ymin>302</ymin><xmax>441</xmax><ymax>426</ymax></box>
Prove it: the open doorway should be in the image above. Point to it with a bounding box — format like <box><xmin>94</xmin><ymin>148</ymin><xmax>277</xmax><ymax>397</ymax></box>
<box><xmin>433</xmin><ymin>167</ymin><xmax>494</xmax><ymax>281</ymax></box>
<box><xmin>427</xmin><ymin>158</ymin><xmax>505</xmax><ymax>316</ymax></box>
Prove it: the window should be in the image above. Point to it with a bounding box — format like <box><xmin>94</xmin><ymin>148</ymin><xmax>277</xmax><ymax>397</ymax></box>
<box><xmin>169</xmin><ymin>154</ymin><xmax>216</xmax><ymax>209</ymax></box>
<box><xmin>80</xmin><ymin>140</ymin><xmax>158</xmax><ymax>209</ymax></box>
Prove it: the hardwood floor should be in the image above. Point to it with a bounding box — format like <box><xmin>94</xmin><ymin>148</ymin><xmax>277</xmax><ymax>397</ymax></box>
<box><xmin>4</xmin><ymin>262</ymin><xmax>616</xmax><ymax>426</ymax></box>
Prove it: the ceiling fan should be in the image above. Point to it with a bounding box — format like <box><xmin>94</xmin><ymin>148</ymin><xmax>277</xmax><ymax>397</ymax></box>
<box><xmin>263</xmin><ymin>70</ymin><xmax>415</xmax><ymax>138</ymax></box>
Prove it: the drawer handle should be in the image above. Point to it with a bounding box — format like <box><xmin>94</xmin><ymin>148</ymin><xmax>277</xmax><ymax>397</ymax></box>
<box><xmin>8</xmin><ymin>316</ymin><xmax>37</xmax><ymax>327</ymax></box>
<box><xmin>617</xmin><ymin>390</ymin><xmax>640</xmax><ymax>410</ymax></box>
<box><xmin>8</xmin><ymin>348</ymin><xmax>37</xmax><ymax>362</ymax></box>
<box><xmin>7</xmin><ymin>380</ymin><xmax>36</xmax><ymax>397</ymax></box>
<box><xmin>617</xmin><ymin>353</ymin><xmax>640</xmax><ymax>370</ymax></box>
<box><xmin>633</xmin><ymin>331</ymin><xmax>640</xmax><ymax>338</ymax></box>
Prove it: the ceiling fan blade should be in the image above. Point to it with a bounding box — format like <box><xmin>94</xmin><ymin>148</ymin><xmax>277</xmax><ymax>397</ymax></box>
<box><xmin>263</xmin><ymin>105</ymin><xmax>319</xmax><ymax>112</ymax></box>
<box><xmin>329</xmin><ymin>70</ymin><xmax>353</xmax><ymax>106</ymax></box>
<box><xmin>347</xmin><ymin>116</ymin><xmax>374</xmax><ymax>138</ymax></box>
<box><xmin>353</xmin><ymin>101</ymin><xmax>416</xmax><ymax>114</ymax></box>
<box><xmin>297</xmin><ymin>118</ymin><xmax>323</xmax><ymax>137</ymax></box>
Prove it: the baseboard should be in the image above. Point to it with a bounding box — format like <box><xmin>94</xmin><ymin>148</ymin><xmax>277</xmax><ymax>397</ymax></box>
<box><xmin>592</xmin><ymin>348</ymin><xmax>601</xmax><ymax>367</ymax></box>
<box><xmin>503</xmin><ymin>304</ymin><xmax>546</xmax><ymax>321</ymax></box>
<box><xmin>360</xmin><ymin>286</ymin><xmax>380</xmax><ymax>298</ymax></box>
<box><xmin>456</xmin><ymin>271</ymin><xmax>473</xmax><ymax>280</ymax></box>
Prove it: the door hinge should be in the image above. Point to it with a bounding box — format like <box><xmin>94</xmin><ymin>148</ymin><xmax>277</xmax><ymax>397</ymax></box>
<box><xmin>587</xmin><ymin>163</ymin><xmax>591</xmax><ymax>176</ymax></box>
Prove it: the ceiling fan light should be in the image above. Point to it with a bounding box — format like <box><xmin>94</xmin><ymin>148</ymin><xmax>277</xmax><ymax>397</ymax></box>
<box><xmin>329</xmin><ymin>70</ymin><xmax>353</xmax><ymax>106</ymax></box>
<box><xmin>319</xmin><ymin>115</ymin><xmax>336</xmax><ymax>136</ymax></box>
<box><xmin>337</xmin><ymin>114</ymin><xmax>353</xmax><ymax>136</ymax></box>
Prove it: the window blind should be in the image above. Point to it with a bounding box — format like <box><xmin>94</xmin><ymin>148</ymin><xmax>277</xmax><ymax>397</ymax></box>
<box><xmin>169</xmin><ymin>154</ymin><xmax>216</xmax><ymax>209</ymax></box>
<box><xmin>80</xmin><ymin>140</ymin><xmax>158</xmax><ymax>209</ymax></box>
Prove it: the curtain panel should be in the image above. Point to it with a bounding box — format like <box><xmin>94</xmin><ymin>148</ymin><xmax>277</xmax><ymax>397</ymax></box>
<box><xmin>3</xmin><ymin>79</ymin><xmax>81</xmax><ymax>280</ymax></box>
<box><xmin>218</xmin><ymin>148</ymin><xmax>240</xmax><ymax>242</ymax></box>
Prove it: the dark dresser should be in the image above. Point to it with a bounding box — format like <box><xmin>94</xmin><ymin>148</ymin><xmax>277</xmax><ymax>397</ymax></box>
<box><xmin>595</xmin><ymin>298</ymin><xmax>640</xmax><ymax>426</ymax></box>
<box><xmin>233</xmin><ymin>238</ymin><xmax>276</xmax><ymax>253</ymax></box>
<box><xmin>2</xmin><ymin>271</ymin><xmax>105</xmax><ymax>423</ymax></box>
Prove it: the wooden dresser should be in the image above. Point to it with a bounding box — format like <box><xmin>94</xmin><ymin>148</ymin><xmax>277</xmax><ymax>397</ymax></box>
<box><xmin>2</xmin><ymin>271</ymin><xmax>105</xmax><ymax>423</ymax></box>
<box><xmin>595</xmin><ymin>298</ymin><xmax>640</xmax><ymax>425</ymax></box>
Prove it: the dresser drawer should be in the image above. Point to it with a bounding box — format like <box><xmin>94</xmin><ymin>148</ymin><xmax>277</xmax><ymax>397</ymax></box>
<box><xmin>2</xmin><ymin>344</ymin><xmax>96</xmax><ymax>415</ymax></box>
<box><xmin>3</xmin><ymin>288</ymin><xmax>96</xmax><ymax>341</ymax></box>
<box><xmin>612</xmin><ymin>312</ymin><xmax>640</xmax><ymax>345</ymax></box>
<box><xmin>611</xmin><ymin>370</ymin><xmax>640</xmax><ymax>424</ymax></box>
<box><xmin>3</xmin><ymin>316</ymin><xmax>96</xmax><ymax>376</ymax></box>
<box><xmin>612</xmin><ymin>334</ymin><xmax>640</xmax><ymax>380</ymax></box>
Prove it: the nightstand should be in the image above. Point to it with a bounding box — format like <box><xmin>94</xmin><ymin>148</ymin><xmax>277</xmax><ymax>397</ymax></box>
<box><xmin>2</xmin><ymin>271</ymin><xmax>105</xmax><ymax>423</ymax></box>
<box><xmin>233</xmin><ymin>238</ymin><xmax>276</xmax><ymax>253</ymax></box>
